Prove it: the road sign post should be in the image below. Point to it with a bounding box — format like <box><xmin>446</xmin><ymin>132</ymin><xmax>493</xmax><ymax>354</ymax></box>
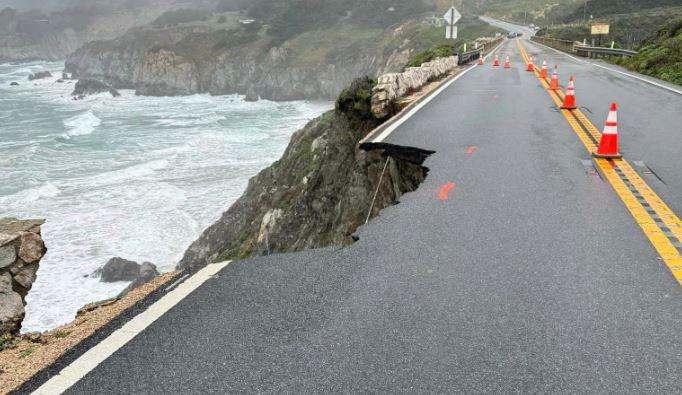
<box><xmin>444</xmin><ymin>6</ymin><xmax>461</xmax><ymax>41</ymax></box>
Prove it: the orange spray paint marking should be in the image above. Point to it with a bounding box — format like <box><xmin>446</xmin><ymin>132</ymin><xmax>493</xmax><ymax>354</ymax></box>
<box><xmin>466</xmin><ymin>146</ymin><xmax>477</xmax><ymax>155</ymax></box>
<box><xmin>439</xmin><ymin>182</ymin><xmax>456</xmax><ymax>201</ymax></box>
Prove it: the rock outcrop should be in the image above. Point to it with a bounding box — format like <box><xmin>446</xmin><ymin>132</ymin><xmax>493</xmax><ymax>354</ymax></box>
<box><xmin>100</xmin><ymin>257</ymin><xmax>141</xmax><ymax>283</ymax></box>
<box><xmin>27</xmin><ymin>71</ymin><xmax>52</xmax><ymax>81</ymax></box>
<box><xmin>64</xmin><ymin>20</ymin><xmax>425</xmax><ymax>101</ymax></box>
<box><xmin>178</xmin><ymin>77</ymin><xmax>433</xmax><ymax>270</ymax></box>
<box><xmin>118</xmin><ymin>262</ymin><xmax>160</xmax><ymax>297</ymax></box>
<box><xmin>72</xmin><ymin>79</ymin><xmax>121</xmax><ymax>98</ymax></box>
<box><xmin>0</xmin><ymin>219</ymin><xmax>46</xmax><ymax>337</ymax></box>
<box><xmin>98</xmin><ymin>257</ymin><xmax>159</xmax><ymax>297</ymax></box>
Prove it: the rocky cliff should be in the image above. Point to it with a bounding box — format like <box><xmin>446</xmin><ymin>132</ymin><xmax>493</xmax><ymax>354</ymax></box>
<box><xmin>64</xmin><ymin>21</ymin><xmax>428</xmax><ymax>101</ymax></box>
<box><xmin>0</xmin><ymin>219</ymin><xmax>46</xmax><ymax>338</ymax></box>
<box><xmin>178</xmin><ymin>77</ymin><xmax>433</xmax><ymax>269</ymax></box>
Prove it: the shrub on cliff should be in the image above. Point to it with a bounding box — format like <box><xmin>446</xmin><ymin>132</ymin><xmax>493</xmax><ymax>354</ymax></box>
<box><xmin>612</xmin><ymin>17</ymin><xmax>682</xmax><ymax>85</ymax></box>
<box><xmin>404</xmin><ymin>43</ymin><xmax>455</xmax><ymax>69</ymax></box>
<box><xmin>335</xmin><ymin>76</ymin><xmax>377</xmax><ymax>121</ymax></box>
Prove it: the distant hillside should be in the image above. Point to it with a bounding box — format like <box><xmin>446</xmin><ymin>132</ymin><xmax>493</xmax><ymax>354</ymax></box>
<box><xmin>561</xmin><ymin>0</ymin><xmax>682</xmax><ymax>22</ymax></box>
<box><xmin>64</xmin><ymin>1</ymin><xmax>503</xmax><ymax>100</ymax></box>
<box><xmin>0</xmin><ymin>0</ymin><xmax>184</xmax><ymax>62</ymax></box>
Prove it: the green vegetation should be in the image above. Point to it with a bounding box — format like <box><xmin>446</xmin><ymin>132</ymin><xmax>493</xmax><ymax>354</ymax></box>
<box><xmin>54</xmin><ymin>331</ymin><xmax>71</xmax><ymax>338</ymax></box>
<box><xmin>610</xmin><ymin>18</ymin><xmax>682</xmax><ymax>85</ymax></box>
<box><xmin>0</xmin><ymin>335</ymin><xmax>16</xmax><ymax>352</ymax></box>
<box><xmin>19</xmin><ymin>347</ymin><xmax>34</xmax><ymax>358</ymax></box>
<box><xmin>405</xmin><ymin>44</ymin><xmax>455</xmax><ymax>68</ymax></box>
<box><xmin>336</xmin><ymin>77</ymin><xmax>377</xmax><ymax>120</ymax></box>
<box><xmin>152</xmin><ymin>9</ymin><xmax>211</xmax><ymax>28</ymax></box>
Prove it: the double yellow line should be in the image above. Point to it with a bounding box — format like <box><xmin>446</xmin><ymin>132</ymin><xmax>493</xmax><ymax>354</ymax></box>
<box><xmin>517</xmin><ymin>40</ymin><xmax>682</xmax><ymax>286</ymax></box>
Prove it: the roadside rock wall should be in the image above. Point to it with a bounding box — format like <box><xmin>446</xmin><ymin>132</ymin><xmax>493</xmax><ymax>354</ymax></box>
<box><xmin>371</xmin><ymin>56</ymin><xmax>459</xmax><ymax>119</ymax></box>
<box><xmin>0</xmin><ymin>219</ymin><xmax>46</xmax><ymax>337</ymax></box>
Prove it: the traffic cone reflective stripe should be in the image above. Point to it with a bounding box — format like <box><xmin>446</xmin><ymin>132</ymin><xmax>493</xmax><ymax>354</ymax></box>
<box><xmin>539</xmin><ymin>61</ymin><xmax>548</xmax><ymax>79</ymax></box>
<box><xmin>549</xmin><ymin>65</ymin><xmax>560</xmax><ymax>90</ymax></box>
<box><xmin>594</xmin><ymin>103</ymin><xmax>623</xmax><ymax>159</ymax></box>
<box><xmin>504</xmin><ymin>56</ymin><xmax>511</xmax><ymax>69</ymax></box>
<box><xmin>526</xmin><ymin>56</ymin><xmax>535</xmax><ymax>72</ymax></box>
<box><xmin>560</xmin><ymin>75</ymin><xmax>577</xmax><ymax>110</ymax></box>
<box><xmin>493</xmin><ymin>55</ymin><xmax>500</xmax><ymax>67</ymax></box>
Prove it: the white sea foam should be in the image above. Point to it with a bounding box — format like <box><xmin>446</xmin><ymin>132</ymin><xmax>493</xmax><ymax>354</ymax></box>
<box><xmin>62</xmin><ymin>110</ymin><xmax>101</xmax><ymax>138</ymax></box>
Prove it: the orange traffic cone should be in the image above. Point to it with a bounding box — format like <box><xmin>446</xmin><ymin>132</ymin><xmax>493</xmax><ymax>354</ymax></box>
<box><xmin>548</xmin><ymin>65</ymin><xmax>560</xmax><ymax>90</ymax></box>
<box><xmin>594</xmin><ymin>103</ymin><xmax>623</xmax><ymax>159</ymax></box>
<box><xmin>504</xmin><ymin>56</ymin><xmax>511</xmax><ymax>69</ymax></box>
<box><xmin>539</xmin><ymin>61</ymin><xmax>548</xmax><ymax>79</ymax></box>
<box><xmin>478</xmin><ymin>56</ymin><xmax>484</xmax><ymax>65</ymax></box>
<box><xmin>493</xmin><ymin>55</ymin><xmax>500</xmax><ymax>67</ymax></box>
<box><xmin>560</xmin><ymin>75</ymin><xmax>577</xmax><ymax>110</ymax></box>
<box><xmin>526</xmin><ymin>56</ymin><xmax>535</xmax><ymax>72</ymax></box>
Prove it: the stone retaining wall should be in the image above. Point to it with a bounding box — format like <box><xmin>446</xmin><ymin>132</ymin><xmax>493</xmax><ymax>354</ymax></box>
<box><xmin>0</xmin><ymin>219</ymin><xmax>46</xmax><ymax>337</ymax></box>
<box><xmin>371</xmin><ymin>56</ymin><xmax>459</xmax><ymax>119</ymax></box>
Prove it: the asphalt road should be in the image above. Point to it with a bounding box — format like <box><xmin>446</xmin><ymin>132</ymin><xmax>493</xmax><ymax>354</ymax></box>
<box><xmin>63</xmin><ymin>34</ymin><xmax>682</xmax><ymax>393</ymax></box>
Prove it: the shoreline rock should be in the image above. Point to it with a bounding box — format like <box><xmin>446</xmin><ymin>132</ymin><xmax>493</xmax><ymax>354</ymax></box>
<box><xmin>27</xmin><ymin>71</ymin><xmax>52</xmax><ymax>81</ymax></box>
<box><xmin>72</xmin><ymin>79</ymin><xmax>121</xmax><ymax>99</ymax></box>
<box><xmin>0</xmin><ymin>218</ymin><xmax>47</xmax><ymax>338</ymax></box>
<box><xmin>98</xmin><ymin>257</ymin><xmax>160</xmax><ymax>298</ymax></box>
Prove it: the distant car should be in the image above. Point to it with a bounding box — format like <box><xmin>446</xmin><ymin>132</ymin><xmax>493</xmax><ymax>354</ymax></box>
<box><xmin>507</xmin><ymin>32</ymin><xmax>518</xmax><ymax>38</ymax></box>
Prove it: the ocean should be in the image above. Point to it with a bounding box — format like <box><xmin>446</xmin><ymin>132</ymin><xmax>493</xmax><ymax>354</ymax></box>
<box><xmin>0</xmin><ymin>61</ymin><xmax>331</xmax><ymax>332</ymax></box>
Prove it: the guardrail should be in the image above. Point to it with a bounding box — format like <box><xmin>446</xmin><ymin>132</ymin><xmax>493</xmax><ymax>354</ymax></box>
<box><xmin>457</xmin><ymin>37</ymin><xmax>504</xmax><ymax>65</ymax></box>
<box><xmin>530</xmin><ymin>36</ymin><xmax>576</xmax><ymax>53</ymax></box>
<box><xmin>575</xmin><ymin>46</ymin><xmax>638</xmax><ymax>58</ymax></box>
<box><xmin>531</xmin><ymin>36</ymin><xmax>639</xmax><ymax>59</ymax></box>
<box><xmin>458</xmin><ymin>49</ymin><xmax>482</xmax><ymax>64</ymax></box>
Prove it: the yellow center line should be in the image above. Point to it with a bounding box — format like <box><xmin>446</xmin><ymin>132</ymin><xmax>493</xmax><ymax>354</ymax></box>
<box><xmin>517</xmin><ymin>40</ymin><xmax>682</xmax><ymax>285</ymax></box>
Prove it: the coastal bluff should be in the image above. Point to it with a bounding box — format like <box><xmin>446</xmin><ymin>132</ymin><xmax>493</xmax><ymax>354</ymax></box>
<box><xmin>0</xmin><ymin>218</ymin><xmax>46</xmax><ymax>338</ymax></box>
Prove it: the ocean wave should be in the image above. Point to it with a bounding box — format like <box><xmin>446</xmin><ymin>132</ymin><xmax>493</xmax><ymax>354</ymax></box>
<box><xmin>0</xmin><ymin>182</ymin><xmax>61</xmax><ymax>204</ymax></box>
<box><xmin>87</xmin><ymin>159</ymin><xmax>170</xmax><ymax>185</ymax></box>
<box><xmin>62</xmin><ymin>110</ymin><xmax>101</xmax><ymax>138</ymax></box>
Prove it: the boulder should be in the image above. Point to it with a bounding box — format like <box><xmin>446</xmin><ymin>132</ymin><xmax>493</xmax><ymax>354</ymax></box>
<box><xmin>18</xmin><ymin>232</ymin><xmax>44</xmax><ymax>263</ymax></box>
<box><xmin>28</xmin><ymin>71</ymin><xmax>52</xmax><ymax>81</ymax></box>
<box><xmin>100</xmin><ymin>257</ymin><xmax>140</xmax><ymax>282</ymax></box>
<box><xmin>244</xmin><ymin>87</ymin><xmax>260</xmax><ymax>102</ymax></box>
<box><xmin>118</xmin><ymin>262</ymin><xmax>160</xmax><ymax>297</ymax></box>
<box><xmin>9</xmin><ymin>82</ymin><xmax>19</xmax><ymax>86</ymax></box>
<box><xmin>0</xmin><ymin>273</ymin><xmax>24</xmax><ymax>336</ymax></box>
<box><xmin>72</xmin><ymin>79</ymin><xmax>121</xmax><ymax>98</ymax></box>
<box><xmin>0</xmin><ymin>245</ymin><xmax>16</xmax><ymax>269</ymax></box>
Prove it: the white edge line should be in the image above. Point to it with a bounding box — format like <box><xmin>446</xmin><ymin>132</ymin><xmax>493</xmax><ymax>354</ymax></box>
<box><xmin>32</xmin><ymin>261</ymin><xmax>231</xmax><ymax>395</ymax></box>
<box><xmin>372</xmin><ymin>41</ymin><xmax>505</xmax><ymax>143</ymax></box>
<box><xmin>590</xmin><ymin>63</ymin><xmax>682</xmax><ymax>95</ymax></box>
<box><xmin>526</xmin><ymin>39</ymin><xmax>682</xmax><ymax>95</ymax></box>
